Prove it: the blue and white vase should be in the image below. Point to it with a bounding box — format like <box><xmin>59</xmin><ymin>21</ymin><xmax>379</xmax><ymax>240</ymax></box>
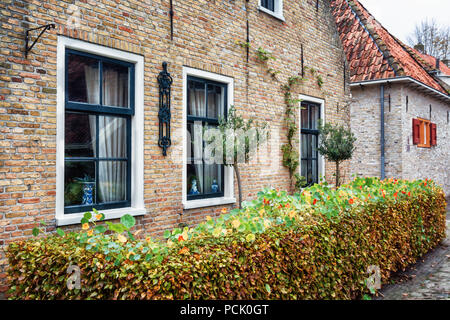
<box><xmin>189</xmin><ymin>179</ymin><xmax>200</xmax><ymax>195</ymax></box>
<box><xmin>211</xmin><ymin>179</ymin><xmax>219</xmax><ymax>193</ymax></box>
<box><xmin>81</xmin><ymin>182</ymin><xmax>95</xmax><ymax>205</ymax></box>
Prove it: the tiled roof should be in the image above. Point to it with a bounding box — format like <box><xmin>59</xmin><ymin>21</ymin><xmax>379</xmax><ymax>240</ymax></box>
<box><xmin>414</xmin><ymin>50</ymin><xmax>450</xmax><ymax>76</ymax></box>
<box><xmin>331</xmin><ymin>0</ymin><xmax>449</xmax><ymax>95</ymax></box>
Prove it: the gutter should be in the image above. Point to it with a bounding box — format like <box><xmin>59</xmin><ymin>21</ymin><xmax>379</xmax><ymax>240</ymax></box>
<box><xmin>350</xmin><ymin>76</ymin><xmax>450</xmax><ymax>102</ymax></box>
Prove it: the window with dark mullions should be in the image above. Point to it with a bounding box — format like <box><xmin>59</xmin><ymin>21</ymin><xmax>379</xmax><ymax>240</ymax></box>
<box><xmin>261</xmin><ymin>0</ymin><xmax>275</xmax><ymax>11</ymax></box>
<box><xmin>64</xmin><ymin>49</ymin><xmax>134</xmax><ymax>214</ymax></box>
<box><xmin>301</xmin><ymin>101</ymin><xmax>320</xmax><ymax>186</ymax></box>
<box><xmin>186</xmin><ymin>76</ymin><xmax>227</xmax><ymax>200</ymax></box>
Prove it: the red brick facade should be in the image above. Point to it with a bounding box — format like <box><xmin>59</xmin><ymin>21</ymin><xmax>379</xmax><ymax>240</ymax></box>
<box><xmin>0</xmin><ymin>0</ymin><xmax>350</xmax><ymax>293</ymax></box>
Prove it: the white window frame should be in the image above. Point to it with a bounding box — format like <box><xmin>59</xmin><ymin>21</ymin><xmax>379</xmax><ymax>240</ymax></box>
<box><xmin>298</xmin><ymin>94</ymin><xmax>326</xmax><ymax>184</ymax></box>
<box><xmin>182</xmin><ymin>67</ymin><xmax>236</xmax><ymax>210</ymax></box>
<box><xmin>258</xmin><ymin>0</ymin><xmax>285</xmax><ymax>22</ymax></box>
<box><xmin>56</xmin><ymin>36</ymin><xmax>145</xmax><ymax>226</ymax></box>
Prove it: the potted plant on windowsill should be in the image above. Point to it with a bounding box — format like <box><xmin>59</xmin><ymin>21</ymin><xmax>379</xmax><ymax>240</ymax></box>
<box><xmin>75</xmin><ymin>174</ymin><xmax>95</xmax><ymax>205</ymax></box>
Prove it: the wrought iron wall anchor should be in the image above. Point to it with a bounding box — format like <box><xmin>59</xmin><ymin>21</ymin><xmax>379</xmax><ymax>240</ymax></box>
<box><xmin>157</xmin><ymin>62</ymin><xmax>173</xmax><ymax>156</ymax></box>
<box><xmin>25</xmin><ymin>24</ymin><xmax>56</xmax><ymax>58</ymax></box>
<box><xmin>169</xmin><ymin>0</ymin><xmax>174</xmax><ymax>40</ymax></box>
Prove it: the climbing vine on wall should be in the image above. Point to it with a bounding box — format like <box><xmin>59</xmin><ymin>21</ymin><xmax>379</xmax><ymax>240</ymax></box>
<box><xmin>235</xmin><ymin>41</ymin><xmax>324</xmax><ymax>191</ymax></box>
<box><xmin>281</xmin><ymin>77</ymin><xmax>307</xmax><ymax>190</ymax></box>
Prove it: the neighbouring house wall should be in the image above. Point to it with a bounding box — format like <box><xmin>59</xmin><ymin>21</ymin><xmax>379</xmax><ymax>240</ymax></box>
<box><xmin>384</xmin><ymin>84</ymin><xmax>404</xmax><ymax>178</ymax></box>
<box><xmin>0</xmin><ymin>0</ymin><xmax>349</xmax><ymax>292</ymax></box>
<box><xmin>400</xmin><ymin>86</ymin><xmax>450</xmax><ymax>195</ymax></box>
<box><xmin>350</xmin><ymin>85</ymin><xmax>383</xmax><ymax>178</ymax></box>
<box><xmin>351</xmin><ymin>83</ymin><xmax>450</xmax><ymax>195</ymax></box>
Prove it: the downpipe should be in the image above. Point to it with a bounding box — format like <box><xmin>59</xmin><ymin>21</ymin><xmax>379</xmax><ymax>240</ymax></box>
<box><xmin>380</xmin><ymin>84</ymin><xmax>385</xmax><ymax>180</ymax></box>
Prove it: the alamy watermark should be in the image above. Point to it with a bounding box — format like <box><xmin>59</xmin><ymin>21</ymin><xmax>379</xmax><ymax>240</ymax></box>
<box><xmin>66</xmin><ymin>264</ymin><xmax>81</xmax><ymax>290</ymax></box>
<box><xmin>366</xmin><ymin>265</ymin><xmax>381</xmax><ymax>293</ymax></box>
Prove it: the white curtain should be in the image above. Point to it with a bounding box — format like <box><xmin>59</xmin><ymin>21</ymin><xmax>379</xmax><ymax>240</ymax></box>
<box><xmin>98</xmin><ymin>116</ymin><xmax>126</xmax><ymax>202</ymax></box>
<box><xmin>85</xmin><ymin>65</ymin><xmax>98</xmax><ymax>157</ymax></box>
<box><xmin>103</xmin><ymin>67</ymin><xmax>128</xmax><ymax>108</ymax></box>
<box><xmin>84</xmin><ymin>65</ymin><xmax>127</xmax><ymax>203</ymax></box>
<box><xmin>205</xmin><ymin>89</ymin><xmax>224</xmax><ymax>193</ymax></box>
<box><xmin>188</xmin><ymin>86</ymin><xmax>205</xmax><ymax>194</ymax></box>
<box><xmin>84</xmin><ymin>66</ymin><xmax>99</xmax><ymax>105</ymax></box>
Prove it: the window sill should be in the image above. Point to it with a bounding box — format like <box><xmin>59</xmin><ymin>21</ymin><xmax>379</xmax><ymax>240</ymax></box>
<box><xmin>183</xmin><ymin>197</ymin><xmax>236</xmax><ymax>210</ymax></box>
<box><xmin>56</xmin><ymin>207</ymin><xmax>146</xmax><ymax>226</ymax></box>
<box><xmin>258</xmin><ymin>6</ymin><xmax>285</xmax><ymax>22</ymax></box>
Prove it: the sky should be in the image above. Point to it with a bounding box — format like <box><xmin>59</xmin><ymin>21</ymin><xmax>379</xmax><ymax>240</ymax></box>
<box><xmin>358</xmin><ymin>0</ymin><xmax>450</xmax><ymax>44</ymax></box>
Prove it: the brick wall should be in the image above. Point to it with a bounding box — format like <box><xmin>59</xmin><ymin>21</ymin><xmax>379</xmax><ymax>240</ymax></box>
<box><xmin>0</xmin><ymin>0</ymin><xmax>350</xmax><ymax>292</ymax></box>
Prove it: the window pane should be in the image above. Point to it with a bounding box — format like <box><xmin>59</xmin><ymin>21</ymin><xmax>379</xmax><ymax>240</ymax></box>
<box><xmin>207</xmin><ymin>84</ymin><xmax>225</xmax><ymax>119</ymax></box>
<box><xmin>307</xmin><ymin>135</ymin><xmax>312</xmax><ymax>158</ymax></box>
<box><xmin>98</xmin><ymin>161</ymin><xmax>126</xmax><ymax>203</ymax></box>
<box><xmin>187</xmin><ymin>121</ymin><xmax>203</xmax><ymax>164</ymax></box>
<box><xmin>301</xmin><ymin>134</ymin><xmax>308</xmax><ymax>159</ymax></box>
<box><xmin>311</xmin><ymin>135</ymin><xmax>317</xmax><ymax>158</ymax></box>
<box><xmin>65</xmin><ymin>112</ymin><xmax>96</xmax><ymax>158</ymax></box>
<box><xmin>103</xmin><ymin>62</ymin><xmax>129</xmax><ymax>108</ymax></box>
<box><xmin>311</xmin><ymin>160</ymin><xmax>318</xmax><ymax>184</ymax></box>
<box><xmin>64</xmin><ymin>161</ymin><xmax>96</xmax><ymax>207</ymax></box>
<box><xmin>311</xmin><ymin>106</ymin><xmax>320</xmax><ymax>130</ymax></box>
<box><xmin>188</xmin><ymin>80</ymin><xmax>206</xmax><ymax>117</ymax></box>
<box><xmin>204</xmin><ymin>164</ymin><xmax>222</xmax><ymax>194</ymax></box>
<box><xmin>262</xmin><ymin>0</ymin><xmax>275</xmax><ymax>11</ymax></box>
<box><xmin>307</xmin><ymin>160</ymin><xmax>313</xmax><ymax>185</ymax></box>
<box><xmin>67</xmin><ymin>54</ymin><xmax>99</xmax><ymax>104</ymax></box>
<box><xmin>187</xmin><ymin>123</ymin><xmax>193</xmax><ymax>162</ymax></box>
<box><xmin>301</xmin><ymin>106</ymin><xmax>309</xmax><ymax>129</ymax></box>
<box><xmin>187</xmin><ymin>163</ymin><xmax>203</xmax><ymax>196</ymax></box>
<box><xmin>301</xmin><ymin>160</ymin><xmax>308</xmax><ymax>182</ymax></box>
<box><xmin>98</xmin><ymin>116</ymin><xmax>127</xmax><ymax>158</ymax></box>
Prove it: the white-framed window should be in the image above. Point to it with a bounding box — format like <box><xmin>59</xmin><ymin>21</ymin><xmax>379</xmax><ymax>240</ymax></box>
<box><xmin>258</xmin><ymin>0</ymin><xmax>285</xmax><ymax>21</ymax></box>
<box><xmin>299</xmin><ymin>94</ymin><xmax>325</xmax><ymax>185</ymax></box>
<box><xmin>182</xmin><ymin>67</ymin><xmax>236</xmax><ymax>210</ymax></box>
<box><xmin>56</xmin><ymin>36</ymin><xmax>145</xmax><ymax>226</ymax></box>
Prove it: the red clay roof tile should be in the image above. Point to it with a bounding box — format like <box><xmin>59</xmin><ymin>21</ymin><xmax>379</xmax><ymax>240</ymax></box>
<box><xmin>330</xmin><ymin>0</ymin><xmax>449</xmax><ymax>95</ymax></box>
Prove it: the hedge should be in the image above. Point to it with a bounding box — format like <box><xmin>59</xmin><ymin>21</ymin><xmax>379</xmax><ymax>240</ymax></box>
<box><xmin>6</xmin><ymin>177</ymin><xmax>447</xmax><ymax>300</ymax></box>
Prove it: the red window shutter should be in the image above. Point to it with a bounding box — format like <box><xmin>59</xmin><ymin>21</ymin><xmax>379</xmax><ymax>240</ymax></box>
<box><xmin>412</xmin><ymin>119</ymin><xmax>420</xmax><ymax>145</ymax></box>
<box><xmin>431</xmin><ymin>123</ymin><xmax>437</xmax><ymax>146</ymax></box>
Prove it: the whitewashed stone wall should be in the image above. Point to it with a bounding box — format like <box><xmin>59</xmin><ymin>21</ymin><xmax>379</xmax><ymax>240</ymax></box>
<box><xmin>400</xmin><ymin>86</ymin><xmax>450</xmax><ymax>195</ymax></box>
<box><xmin>350</xmin><ymin>86</ymin><xmax>382</xmax><ymax>178</ymax></box>
<box><xmin>350</xmin><ymin>83</ymin><xmax>450</xmax><ymax>196</ymax></box>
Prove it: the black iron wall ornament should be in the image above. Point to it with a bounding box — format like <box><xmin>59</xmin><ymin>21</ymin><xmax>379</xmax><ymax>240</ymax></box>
<box><xmin>25</xmin><ymin>24</ymin><xmax>56</xmax><ymax>58</ymax></box>
<box><xmin>301</xmin><ymin>44</ymin><xmax>304</xmax><ymax>77</ymax></box>
<box><xmin>157</xmin><ymin>62</ymin><xmax>173</xmax><ymax>156</ymax></box>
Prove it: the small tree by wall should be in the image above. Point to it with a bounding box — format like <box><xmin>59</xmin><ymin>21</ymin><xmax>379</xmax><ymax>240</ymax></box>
<box><xmin>206</xmin><ymin>107</ymin><xmax>268</xmax><ymax>209</ymax></box>
<box><xmin>317</xmin><ymin>122</ymin><xmax>356</xmax><ymax>188</ymax></box>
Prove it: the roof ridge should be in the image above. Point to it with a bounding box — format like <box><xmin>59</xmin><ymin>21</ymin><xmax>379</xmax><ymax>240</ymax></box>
<box><xmin>392</xmin><ymin>36</ymin><xmax>437</xmax><ymax>73</ymax></box>
<box><xmin>346</xmin><ymin>0</ymin><xmax>404</xmax><ymax>76</ymax></box>
<box><xmin>391</xmin><ymin>35</ymin><xmax>450</xmax><ymax>93</ymax></box>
